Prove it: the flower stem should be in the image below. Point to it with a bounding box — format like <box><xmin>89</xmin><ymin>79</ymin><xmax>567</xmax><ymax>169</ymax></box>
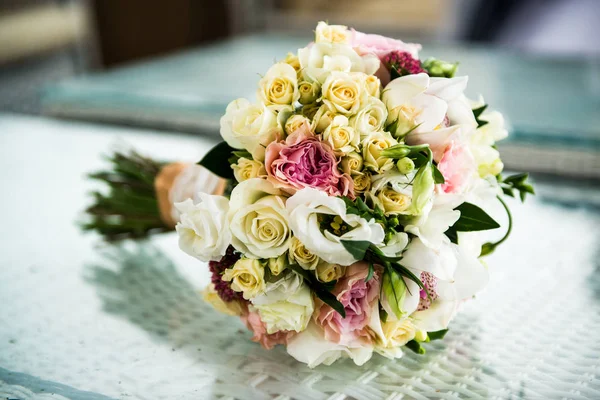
<box><xmin>480</xmin><ymin>195</ymin><xmax>512</xmax><ymax>256</ymax></box>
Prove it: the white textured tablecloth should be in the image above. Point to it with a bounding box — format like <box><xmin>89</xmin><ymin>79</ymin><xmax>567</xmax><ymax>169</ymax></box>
<box><xmin>1</xmin><ymin>114</ymin><xmax>599</xmax><ymax>400</ymax></box>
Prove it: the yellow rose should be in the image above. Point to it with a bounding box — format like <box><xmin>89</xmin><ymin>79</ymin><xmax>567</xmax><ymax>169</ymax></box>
<box><xmin>352</xmin><ymin>172</ymin><xmax>372</xmax><ymax>194</ymax></box>
<box><xmin>281</xmin><ymin>52</ymin><xmax>301</xmax><ymax>72</ymax></box>
<box><xmin>363</xmin><ymin>75</ymin><xmax>381</xmax><ymax>98</ymax></box>
<box><xmin>321</xmin><ymin>71</ymin><xmax>365</xmax><ymax>116</ymax></box>
<box><xmin>322</xmin><ymin>115</ymin><xmax>359</xmax><ymax>155</ymax></box>
<box><xmin>268</xmin><ymin>254</ymin><xmax>288</xmax><ymax>276</ymax></box>
<box><xmin>377</xmin><ymin>187</ymin><xmax>411</xmax><ymax>215</ymax></box>
<box><xmin>316</xmin><ymin>263</ymin><xmax>347</xmax><ymax>283</ymax></box>
<box><xmin>362</xmin><ymin>131</ymin><xmax>397</xmax><ymax>173</ymax></box>
<box><xmin>341</xmin><ymin>151</ymin><xmax>363</xmax><ymax>174</ymax></box>
<box><xmin>310</xmin><ymin>104</ymin><xmax>336</xmax><ymax>133</ymax></box>
<box><xmin>257</xmin><ymin>62</ymin><xmax>299</xmax><ymax>110</ymax></box>
<box><xmin>284</xmin><ymin>114</ymin><xmax>311</xmax><ymax>135</ymax></box>
<box><xmin>288</xmin><ymin>237</ymin><xmax>320</xmax><ymax>270</ymax></box>
<box><xmin>232</xmin><ymin>157</ymin><xmax>266</xmax><ymax>182</ymax></box>
<box><xmin>380</xmin><ymin>318</ymin><xmax>417</xmax><ymax>348</ymax></box>
<box><xmin>350</xmin><ymin>97</ymin><xmax>387</xmax><ymax>138</ymax></box>
<box><xmin>315</xmin><ymin>21</ymin><xmax>350</xmax><ymax>44</ymax></box>
<box><xmin>222</xmin><ymin>258</ymin><xmax>266</xmax><ymax>300</ymax></box>
<box><xmin>202</xmin><ymin>284</ymin><xmax>243</xmax><ymax>316</ymax></box>
<box><xmin>298</xmin><ymin>79</ymin><xmax>320</xmax><ymax>105</ymax></box>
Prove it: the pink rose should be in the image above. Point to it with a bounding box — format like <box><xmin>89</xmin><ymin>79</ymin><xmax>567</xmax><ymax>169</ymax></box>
<box><xmin>241</xmin><ymin>309</ymin><xmax>295</xmax><ymax>350</ymax></box>
<box><xmin>437</xmin><ymin>141</ymin><xmax>477</xmax><ymax>194</ymax></box>
<box><xmin>265</xmin><ymin>123</ymin><xmax>354</xmax><ymax>198</ymax></box>
<box><xmin>316</xmin><ymin>261</ymin><xmax>381</xmax><ymax>345</ymax></box>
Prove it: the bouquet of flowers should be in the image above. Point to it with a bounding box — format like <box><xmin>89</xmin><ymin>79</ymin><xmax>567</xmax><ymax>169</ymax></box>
<box><xmin>87</xmin><ymin>22</ymin><xmax>534</xmax><ymax>367</ymax></box>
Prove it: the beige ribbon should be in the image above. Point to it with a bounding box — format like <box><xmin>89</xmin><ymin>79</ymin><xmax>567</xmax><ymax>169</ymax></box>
<box><xmin>154</xmin><ymin>163</ymin><xmax>227</xmax><ymax>228</ymax></box>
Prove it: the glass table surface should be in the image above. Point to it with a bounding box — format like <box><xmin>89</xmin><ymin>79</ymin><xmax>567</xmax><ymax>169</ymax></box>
<box><xmin>1</xmin><ymin>114</ymin><xmax>599</xmax><ymax>399</ymax></box>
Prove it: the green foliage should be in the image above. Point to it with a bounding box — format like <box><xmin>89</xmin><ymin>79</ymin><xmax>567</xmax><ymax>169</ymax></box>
<box><xmin>198</xmin><ymin>141</ymin><xmax>235</xmax><ymax>180</ymax></box>
<box><xmin>382</xmin><ymin>266</ymin><xmax>407</xmax><ymax>320</ymax></box>
<box><xmin>472</xmin><ymin>104</ymin><xmax>489</xmax><ymax>128</ymax></box>
<box><xmin>341</xmin><ymin>240</ymin><xmax>371</xmax><ymax>261</ymax></box>
<box><xmin>422</xmin><ymin>58</ymin><xmax>458</xmax><ymax>78</ymax></box>
<box><xmin>427</xmin><ymin>329</ymin><xmax>449</xmax><ymax>341</ymax></box>
<box><xmin>499</xmin><ymin>173</ymin><xmax>535</xmax><ymax>202</ymax></box>
<box><xmin>405</xmin><ymin>339</ymin><xmax>426</xmax><ymax>354</ymax></box>
<box><xmin>83</xmin><ymin>151</ymin><xmax>170</xmax><ymax>241</ymax></box>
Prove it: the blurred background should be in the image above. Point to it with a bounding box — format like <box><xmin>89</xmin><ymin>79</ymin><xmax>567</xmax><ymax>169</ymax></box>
<box><xmin>1</xmin><ymin>0</ymin><xmax>599</xmax><ymax>177</ymax></box>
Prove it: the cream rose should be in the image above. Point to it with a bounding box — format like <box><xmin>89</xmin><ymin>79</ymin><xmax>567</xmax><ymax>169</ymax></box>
<box><xmin>287</xmin><ymin>188</ymin><xmax>385</xmax><ymax>266</ymax></box>
<box><xmin>310</xmin><ymin>104</ymin><xmax>336</xmax><ymax>133</ymax></box>
<box><xmin>232</xmin><ymin>157</ymin><xmax>266</xmax><ymax>182</ymax></box>
<box><xmin>202</xmin><ymin>284</ymin><xmax>243</xmax><ymax>316</ymax></box>
<box><xmin>321</xmin><ymin>71</ymin><xmax>365</xmax><ymax>116</ymax></box>
<box><xmin>175</xmin><ymin>194</ymin><xmax>231</xmax><ymax>262</ymax></box>
<box><xmin>341</xmin><ymin>151</ymin><xmax>363</xmax><ymax>174</ymax></box>
<box><xmin>288</xmin><ymin>237</ymin><xmax>320</xmax><ymax>270</ymax></box>
<box><xmin>315</xmin><ymin>21</ymin><xmax>350</xmax><ymax>44</ymax></box>
<box><xmin>257</xmin><ymin>62</ymin><xmax>299</xmax><ymax>110</ymax></box>
<box><xmin>352</xmin><ymin>172</ymin><xmax>372</xmax><ymax>194</ymax></box>
<box><xmin>251</xmin><ymin>273</ymin><xmax>314</xmax><ymax>333</ymax></box>
<box><xmin>281</xmin><ymin>52</ymin><xmax>301</xmax><ymax>72</ymax></box>
<box><xmin>362</xmin><ymin>75</ymin><xmax>381</xmax><ymax>98</ymax></box>
<box><xmin>376</xmin><ymin>187</ymin><xmax>411</xmax><ymax>215</ymax></box>
<box><xmin>284</xmin><ymin>114</ymin><xmax>311</xmax><ymax>135</ymax></box>
<box><xmin>316</xmin><ymin>263</ymin><xmax>347</xmax><ymax>283</ymax></box>
<box><xmin>298</xmin><ymin>43</ymin><xmax>379</xmax><ymax>76</ymax></box>
<box><xmin>322</xmin><ymin>115</ymin><xmax>359</xmax><ymax>154</ymax></box>
<box><xmin>369</xmin><ymin>312</ymin><xmax>418</xmax><ymax>359</ymax></box>
<box><xmin>219</xmin><ymin>98</ymin><xmax>281</xmax><ymax>160</ymax></box>
<box><xmin>298</xmin><ymin>80</ymin><xmax>320</xmax><ymax>104</ymax></box>
<box><xmin>362</xmin><ymin>131</ymin><xmax>397</xmax><ymax>173</ymax></box>
<box><xmin>350</xmin><ymin>97</ymin><xmax>387</xmax><ymax>139</ymax></box>
<box><xmin>268</xmin><ymin>254</ymin><xmax>288</xmax><ymax>276</ymax></box>
<box><xmin>228</xmin><ymin>179</ymin><xmax>291</xmax><ymax>259</ymax></box>
<box><xmin>222</xmin><ymin>258</ymin><xmax>266</xmax><ymax>300</ymax></box>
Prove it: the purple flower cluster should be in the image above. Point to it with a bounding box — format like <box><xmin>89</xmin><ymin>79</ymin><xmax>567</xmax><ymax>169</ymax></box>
<box><xmin>418</xmin><ymin>271</ymin><xmax>439</xmax><ymax>311</ymax></box>
<box><xmin>383</xmin><ymin>51</ymin><xmax>425</xmax><ymax>77</ymax></box>
<box><xmin>209</xmin><ymin>246</ymin><xmax>243</xmax><ymax>302</ymax></box>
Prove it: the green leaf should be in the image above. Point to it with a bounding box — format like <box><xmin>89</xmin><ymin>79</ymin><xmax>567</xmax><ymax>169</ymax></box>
<box><xmin>392</xmin><ymin>263</ymin><xmax>424</xmax><ymax>290</ymax></box>
<box><xmin>198</xmin><ymin>141</ymin><xmax>235</xmax><ymax>180</ymax></box>
<box><xmin>289</xmin><ymin>264</ymin><xmax>345</xmax><ymax>318</ymax></box>
<box><xmin>341</xmin><ymin>240</ymin><xmax>371</xmax><ymax>260</ymax></box>
<box><xmin>472</xmin><ymin>105</ymin><xmax>489</xmax><ymax>128</ymax></box>
<box><xmin>432</xmin><ymin>164</ymin><xmax>445</xmax><ymax>184</ymax></box>
<box><xmin>407</xmin><ymin>163</ymin><xmax>435</xmax><ymax>215</ymax></box>
<box><xmin>365</xmin><ymin>262</ymin><xmax>374</xmax><ymax>282</ymax></box>
<box><xmin>405</xmin><ymin>340</ymin><xmax>426</xmax><ymax>354</ymax></box>
<box><xmin>444</xmin><ymin>227</ymin><xmax>458</xmax><ymax>244</ymax></box>
<box><xmin>427</xmin><ymin>329</ymin><xmax>448</xmax><ymax>341</ymax></box>
<box><xmin>451</xmin><ymin>202</ymin><xmax>500</xmax><ymax>232</ymax></box>
<box><xmin>381</xmin><ymin>266</ymin><xmax>406</xmax><ymax>320</ymax></box>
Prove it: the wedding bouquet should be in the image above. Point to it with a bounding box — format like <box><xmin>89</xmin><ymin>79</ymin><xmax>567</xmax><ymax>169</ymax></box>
<box><xmin>88</xmin><ymin>21</ymin><xmax>533</xmax><ymax>367</ymax></box>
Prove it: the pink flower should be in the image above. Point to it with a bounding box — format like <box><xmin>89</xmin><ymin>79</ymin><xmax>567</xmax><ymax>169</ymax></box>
<box><xmin>350</xmin><ymin>30</ymin><xmax>422</xmax><ymax>59</ymax></box>
<box><xmin>316</xmin><ymin>261</ymin><xmax>381</xmax><ymax>345</ymax></box>
<box><xmin>241</xmin><ymin>309</ymin><xmax>295</xmax><ymax>350</ymax></box>
<box><xmin>265</xmin><ymin>123</ymin><xmax>354</xmax><ymax>198</ymax></box>
<box><xmin>350</xmin><ymin>30</ymin><xmax>421</xmax><ymax>87</ymax></box>
<box><xmin>437</xmin><ymin>141</ymin><xmax>477</xmax><ymax>194</ymax></box>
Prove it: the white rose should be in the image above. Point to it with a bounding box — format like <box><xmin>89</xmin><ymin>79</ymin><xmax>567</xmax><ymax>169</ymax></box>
<box><xmin>315</xmin><ymin>21</ymin><xmax>350</xmax><ymax>44</ymax></box>
<box><xmin>321</xmin><ymin>71</ymin><xmax>366</xmax><ymax>116</ymax></box>
<box><xmin>298</xmin><ymin>43</ymin><xmax>379</xmax><ymax>76</ymax></box>
<box><xmin>382</xmin><ymin>73</ymin><xmax>468</xmax><ymax>136</ymax></box>
<box><xmin>219</xmin><ymin>98</ymin><xmax>281</xmax><ymax>160</ymax></box>
<box><xmin>175</xmin><ymin>194</ymin><xmax>231</xmax><ymax>262</ymax></box>
<box><xmin>232</xmin><ymin>157</ymin><xmax>266</xmax><ymax>182</ymax></box>
<box><xmin>322</xmin><ymin>115</ymin><xmax>359</xmax><ymax>154</ymax></box>
<box><xmin>286</xmin><ymin>188</ymin><xmax>385</xmax><ymax>266</ymax></box>
<box><xmin>257</xmin><ymin>62</ymin><xmax>299</xmax><ymax>110</ymax></box>
<box><xmin>228</xmin><ymin>178</ymin><xmax>291</xmax><ymax>259</ymax></box>
<box><xmin>340</xmin><ymin>151</ymin><xmax>363</xmax><ymax>174</ymax></box>
<box><xmin>315</xmin><ymin>262</ymin><xmax>346</xmax><ymax>283</ymax></box>
<box><xmin>350</xmin><ymin>96</ymin><xmax>387</xmax><ymax>138</ymax></box>
<box><xmin>361</xmin><ymin>131</ymin><xmax>398</xmax><ymax>173</ymax></box>
<box><xmin>251</xmin><ymin>273</ymin><xmax>314</xmax><ymax>333</ymax></box>
<box><xmin>284</xmin><ymin>114</ymin><xmax>311</xmax><ymax>135</ymax></box>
